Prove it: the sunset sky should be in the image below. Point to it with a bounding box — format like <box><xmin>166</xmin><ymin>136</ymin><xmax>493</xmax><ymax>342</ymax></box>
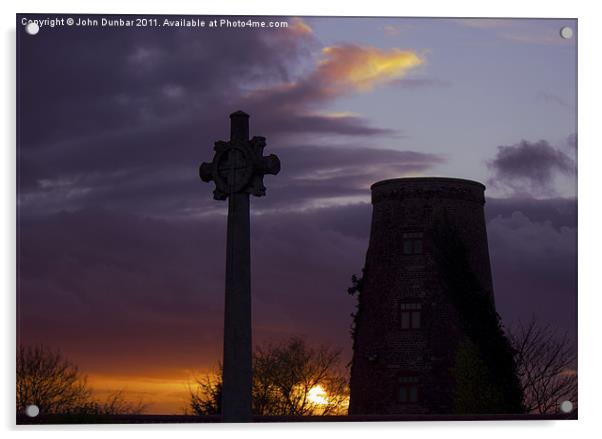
<box><xmin>17</xmin><ymin>15</ymin><xmax>577</xmax><ymax>414</ymax></box>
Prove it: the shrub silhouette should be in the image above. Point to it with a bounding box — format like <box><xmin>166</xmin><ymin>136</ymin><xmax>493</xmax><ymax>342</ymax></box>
<box><xmin>17</xmin><ymin>345</ymin><xmax>146</xmax><ymax>417</ymax></box>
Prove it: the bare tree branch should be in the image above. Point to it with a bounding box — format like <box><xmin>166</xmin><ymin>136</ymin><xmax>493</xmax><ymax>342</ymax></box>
<box><xmin>189</xmin><ymin>336</ymin><xmax>349</xmax><ymax>416</ymax></box>
<box><xmin>508</xmin><ymin>317</ymin><xmax>577</xmax><ymax>414</ymax></box>
<box><xmin>16</xmin><ymin>345</ymin><xmax>147</xmax><ymax>416</ymax></box>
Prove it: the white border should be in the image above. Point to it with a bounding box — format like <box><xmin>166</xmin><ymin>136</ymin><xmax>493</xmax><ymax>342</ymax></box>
<box><xmin>3</xmin><ymin>1</ymin><xmax>601</xmax><ymax>438</ymax></box>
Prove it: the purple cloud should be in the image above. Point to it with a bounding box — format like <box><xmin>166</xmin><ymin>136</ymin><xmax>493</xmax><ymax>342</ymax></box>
<box><xmin>566</xmin><ymin>133</ymin><xmax>577</xmax><ymax>150</ymax></box>
<box><xmin>487</xmin><ymin>207</ymin><xmax>576</xmax><ymax>337</ymax></box>
<box><xmin>487</xmin><ymin>139</ymin><xmax>575</xmax><ymax>196</ymax></box>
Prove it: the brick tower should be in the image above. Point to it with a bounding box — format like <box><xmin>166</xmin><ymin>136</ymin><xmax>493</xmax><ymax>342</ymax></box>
<box><xmin>348</xmin><ymin>177</ymin><xmax>496</xmax><ymax>415</ymax></box>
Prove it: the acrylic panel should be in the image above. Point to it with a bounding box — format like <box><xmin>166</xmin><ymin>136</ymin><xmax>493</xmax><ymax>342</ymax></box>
<box><xmin>16</xmin><ymin>14</ymin><xmax>577</xmax><ymax>424</ymax></box>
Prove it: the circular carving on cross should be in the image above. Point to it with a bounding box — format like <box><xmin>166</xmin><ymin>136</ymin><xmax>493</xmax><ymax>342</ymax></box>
<box><xmin>214</xmin><ymin>142</ymin><xmax>254</xmax><ymax>195</ymax></box>
<box><xmin>200</xmin><ymin>111</ymin><xmax>280</xmax><ymax>200</ymax></box>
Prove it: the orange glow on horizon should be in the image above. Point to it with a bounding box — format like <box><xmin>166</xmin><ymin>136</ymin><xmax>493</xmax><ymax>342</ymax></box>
<box><xmin>86</xmin><ymin>374</ymin><xmax>351</xmax><ymax>415</ymax></box>
<box><xmin>86</xmin><ymin>372</ymin><xmax>208</xmax><ymax>414</ymax></box>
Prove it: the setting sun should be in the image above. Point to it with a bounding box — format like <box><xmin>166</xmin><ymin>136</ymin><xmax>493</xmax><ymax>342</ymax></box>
<box><xmin>307</xmin><ymin>385</ymin><xmax>328</xmax><ymax>405</ymax></box>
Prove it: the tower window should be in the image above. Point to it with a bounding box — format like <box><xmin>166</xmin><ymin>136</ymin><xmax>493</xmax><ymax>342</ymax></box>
<box><xmin>398</xmin><ymin>376</ymin><xmax>419</xmax><ymax>403</ymax></box>
<box><xmin>400</xmin><ymin>303</ymin><xmax>422</xmax><ymax>329</ymax></box>
<box><xmin>402</xmin><ymin>232</ymin><xmax>423</xmax><ymax>254</ymax></box>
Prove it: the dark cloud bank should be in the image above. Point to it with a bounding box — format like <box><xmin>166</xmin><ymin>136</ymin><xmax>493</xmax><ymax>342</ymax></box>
<box><xmin>17</xmin><ymin>16</ymin><xmax>577</xmax><ymax>377</ymax></box>
<box><xmin>18</xmin><ymin>195</ymin><xmax>577</xmax><ymax>374</ymax></box>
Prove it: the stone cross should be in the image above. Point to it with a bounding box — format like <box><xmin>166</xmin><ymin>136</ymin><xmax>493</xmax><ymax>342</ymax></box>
<box><xmin>199</xmin><ymin>111</ymin><xmax>280</xmax><ymax>422</ymax></box>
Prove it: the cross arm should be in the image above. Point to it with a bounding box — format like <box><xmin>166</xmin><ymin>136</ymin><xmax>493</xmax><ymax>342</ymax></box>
<box><xmin>246</xmin><ymin>153</ymin><xmax>280</xmax><ymax>198</ymax></box>
<box><xmin>260</xmin><ymin>154</ymin><xmax>281</xmax><ymax>176</ymax></box>
<box><xmin>250</xmin><ymin>136</ymin><xmax>280</xmax><ymax>176</ymax></box>
<box><xmin>199</xmin><ymin>162</ymin><xmax>214</xmax><ymax>182</ymax></box>
<box><xmin>200</xmin><ymin>141</ymin><xmax>231</xmax><ymax>182</ymax></box>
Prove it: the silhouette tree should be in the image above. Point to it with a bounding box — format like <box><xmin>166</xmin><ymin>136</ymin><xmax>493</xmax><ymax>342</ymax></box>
<box><xmin>17</xmin><ymin>345</ymin><xmax>90</xmax><ymax>415</ymax></box>
<box><xmin>432</xmin><ymin>218</ymin><xmax>525</xmax><ymax>413</ymax></box>
<box><xmin>508</xmin><ymin>317</ymin><xmax>577</xmax><ymax>414</ymax></box>
<box><xmin>347</xmin><ymin>271</ymin><xmax>364</xmax><ymax>360</ymax></box>
<box><xmin>189</xmin><ymin>368</ymin><xmax>222</xmax><ymax>416</ymax></box>
<box><xmin>189</xmin><ymin>337</ymin><xmax>349</xmax><ymax>416</ymax></box>
<box><xmin>451</xmin><ymin>337</ymin><xmax>505</xmax><ymax>413</ymax></box>
<box><xmin>17</xmin><ymin>345</ymin><xmax>146</xmax><ymax>416</ymax></box>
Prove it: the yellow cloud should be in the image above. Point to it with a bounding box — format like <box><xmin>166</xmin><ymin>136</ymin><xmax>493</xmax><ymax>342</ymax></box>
<box><xmin>244</xmin><ymin>44</ymin><xmax>424</xmax><ymax>107</ymax></box>
<box><xmin>317</xmin><ymin>44</ymin><xmax>423</xmax><ymax>92</ymax></box>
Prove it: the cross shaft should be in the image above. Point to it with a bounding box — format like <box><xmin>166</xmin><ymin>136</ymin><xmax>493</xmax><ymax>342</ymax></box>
<box><xmin>199</xmin><ymin>111</ymin><xmax>280</xmax><ymax>422</ymax></box>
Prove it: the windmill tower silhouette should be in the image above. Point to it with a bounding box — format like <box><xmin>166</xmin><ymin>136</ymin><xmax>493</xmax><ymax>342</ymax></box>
<box><xmin>348</xmin><ymin>177</ymin><xmax>500</xmax><ymax>414</ymax></box>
